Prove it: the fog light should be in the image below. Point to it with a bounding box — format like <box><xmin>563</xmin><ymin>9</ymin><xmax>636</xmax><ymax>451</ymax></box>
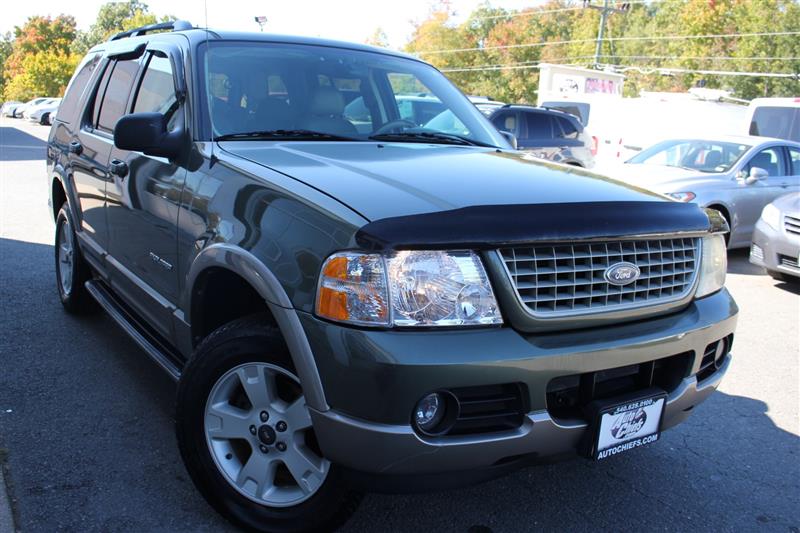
<box><xmin>414</xmin><ymin>393</ymin><xmax>445</xmax><ymax>433</ymax></box>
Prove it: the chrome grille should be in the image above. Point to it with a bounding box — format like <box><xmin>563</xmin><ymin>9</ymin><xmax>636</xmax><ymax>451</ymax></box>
<box><xmin>785</xmin><ymin>215</ymin><xmax>800</xmax><ymax>236</ymax></box>
<box><xmin>499</xmin><ymin>237</ymin><xmax>700</xmax><ymax>317</ymax></box>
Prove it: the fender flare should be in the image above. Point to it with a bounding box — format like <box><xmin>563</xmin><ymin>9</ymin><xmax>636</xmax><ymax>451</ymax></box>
<box><xmin>50</xmin><ymin>167</ymin><xmax>80</xmax><ymax>225</ymax></box>
<box><xmin>185</xmin><ymin>243</ymin><xmax>329</xmax><ymax>412</ymax></box>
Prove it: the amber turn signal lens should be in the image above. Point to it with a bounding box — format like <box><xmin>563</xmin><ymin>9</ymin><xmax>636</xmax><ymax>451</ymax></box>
<box><xmin>315</xmin><ymin>252</ymin><xmax>390</xmax><ymax>326</ymax></box>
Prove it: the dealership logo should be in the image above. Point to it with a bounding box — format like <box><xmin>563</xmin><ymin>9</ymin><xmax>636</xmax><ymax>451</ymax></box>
<box><xmin>609</xmin><ymin>408</ymin><xmax>647</xmax><ymax>440</ymax></box>
<box><xmin>604</xmin><ymin>262</ymin><xmax>641</xmax><ymax>286</ymax></box>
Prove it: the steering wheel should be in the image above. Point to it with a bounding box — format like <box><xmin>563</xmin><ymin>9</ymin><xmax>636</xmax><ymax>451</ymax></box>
<box><xmin>373</xmin><ymin>119</ymin><xmax>417</xmax><ymax>135</ymax></box>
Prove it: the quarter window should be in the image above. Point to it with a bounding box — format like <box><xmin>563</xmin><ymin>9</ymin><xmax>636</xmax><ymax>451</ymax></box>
<box><xmin>59</xmin><ymin>53</ymin><xmax>101</xmax><ymax>124</ymax></box>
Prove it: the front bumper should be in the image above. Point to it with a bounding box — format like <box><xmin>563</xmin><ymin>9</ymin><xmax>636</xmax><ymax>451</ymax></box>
<box><xmin>301</xmin><ymin>288</ymin><xmax>737</xmax><ymax>475</ymax></box>
<box><xmin>750</xmin><ymin>218</ymin><xmax>800</xmax><ymax>278</ymax></box>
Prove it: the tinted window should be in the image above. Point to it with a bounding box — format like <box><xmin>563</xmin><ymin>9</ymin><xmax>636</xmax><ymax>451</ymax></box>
<box><xmin>750</xmin><ymin>107</ymin><xmax>799</xmax><ymax>142</ymax></box>
<box><xmin>96</xmin><ymin>59</ymin><xmax>140</xmax><ymax>133</ymax></box>
<box><xmin>133</xmin><ymin>54</ymin><xmax>176</xmax><ymax>114</ymax></box>
<box><xmin>789</xmin><ymin>147</ymin><xmax>800</xmax><ymax>175</ymax></box>
<box><xmin>58</xmin><ymin>53</ymin><xmax>101</xmax><ymax>123</ymax></box>
<box><xmin>555</xmin><ymin>116</ymin><xmax>579</xmax><ymax>139</ymax></box>
<box><xmin>629</xmin><ymin>139</ymin><xmax>750</xmax><ymax>173</ymax></box>
<box><xmin>491</xmin><ymin>111</ymin><xmax>517</xmax><ymax>134</ymax></box>
<box><xmin>746</xmin><ymin>147</ymin><xmax>786</xmax><ymax>177</ymax></box>
<box><xmin>91</xmin><ymin>62</ymin><xmax>114</xmax><ymax>127</ymax></box>
<box><xmin>524</xmin><ymin>112</ymin><xmax>553</xmax><ymax>140</ymax></box>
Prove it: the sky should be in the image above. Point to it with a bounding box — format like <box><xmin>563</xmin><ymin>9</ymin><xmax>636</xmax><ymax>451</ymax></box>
<box><xmin>3</xmin><ymin>0</ymin><xmax>540</xmax><ymax>48</ymax></box>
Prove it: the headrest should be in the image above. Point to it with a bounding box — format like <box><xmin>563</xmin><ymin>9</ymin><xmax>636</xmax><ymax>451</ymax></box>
<box><xmin>310</xmin><ymin>87</ymin><xmax>345</xmax><ymax>116</ymax></box>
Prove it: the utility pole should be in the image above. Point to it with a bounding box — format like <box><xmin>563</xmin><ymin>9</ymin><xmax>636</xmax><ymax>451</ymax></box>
<box><xmin>254</xmin><ymin>15</ymin><xmax>267</xmax><ymax>32</ymax></box>
<box><xmin>584</xmin><ymin>1</ymin><xmax>630</xmax><ymax>68</ymax></box>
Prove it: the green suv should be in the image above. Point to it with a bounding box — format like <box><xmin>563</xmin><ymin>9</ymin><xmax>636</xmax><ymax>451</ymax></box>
<box><xmin>47</xmin><ymin>20</ymin><xmax>737</xmax><ymax>532</ymax></box>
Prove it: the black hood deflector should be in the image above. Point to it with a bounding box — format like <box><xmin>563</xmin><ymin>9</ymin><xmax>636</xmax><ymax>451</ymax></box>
<box><xmin>355</xmin><ymin>201</ymin><xmax>714</xmax><ymax>251</ymax></box>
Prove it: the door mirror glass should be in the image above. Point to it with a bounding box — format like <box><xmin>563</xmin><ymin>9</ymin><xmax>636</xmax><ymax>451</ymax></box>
<box><xmin>114</xmin><ymin>112</ymin><xmax>183</xmax><ymax>159</ymax></box>
<box><xmin>750</xmin><ymin>166</ymin><xmax>769</xmax><ymax>180</ymax></box>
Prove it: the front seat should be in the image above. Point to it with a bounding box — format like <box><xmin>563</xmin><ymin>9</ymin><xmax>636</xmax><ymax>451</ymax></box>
<box><xmin>304</xmin><ymin>87</ymin><xmax>358</xmax><ymax>137</ymax></box>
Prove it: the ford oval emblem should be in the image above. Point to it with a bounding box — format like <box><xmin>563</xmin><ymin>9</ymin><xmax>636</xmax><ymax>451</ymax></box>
<box><xmin>604</xmin><ymin>262</ymin><xmax>641</xmax><ymax>286</ymax></box>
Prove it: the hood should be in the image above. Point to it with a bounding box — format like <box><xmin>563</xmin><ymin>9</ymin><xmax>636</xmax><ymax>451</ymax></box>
<box><xmin>220</xmin><ymin>142</ymin><xmax>666</xmax><ymax>221</ymax></box>
<box><xmin>609</xmin><ymin>163</ymin><xmax>723</xmax><ymax>190</ymax></box>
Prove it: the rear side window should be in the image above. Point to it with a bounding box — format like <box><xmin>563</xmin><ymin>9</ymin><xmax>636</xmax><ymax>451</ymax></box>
<box><xmin>491</xmin><ymin>111</ymin><xmax>517</xmax><ymax>134</ymax></box>
<box><xmin>555</xmin><ymin>116</ymin><xmax>579</xmax><ymax>139</ymax></box>
<box><xmin>58</xmin><ymin>53</ymin><xmax>101</xmax><ymax>124</ymax></box>
<box><xmin>750</xmin><ymin>107</ymin><xmax>799</xmax><ymax>142</ymax></box>
<box><xmin>96</xmin><ymin>59</ymin><xmax>140</xmax><ymax>133</ymax></box>
<box><xmin>133</xmin><ymin>54</ymin><xmax>176</xmax><ymax>115</ymax></box>
<box><xmin>525</xmin><ymin>112</ymin><xmax>554</xmax><ymax>140</ymax></box>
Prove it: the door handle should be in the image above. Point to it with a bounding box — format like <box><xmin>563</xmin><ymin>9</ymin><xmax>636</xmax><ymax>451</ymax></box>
<box><xmin>110</xmin><ymin>159</ymin><xmax>129</xmax><ymax>178</ymax></box>
<box><xmin>68</xmin><ymin>141</ymin><xmax>83</xmax><ymax>155</ymax></box>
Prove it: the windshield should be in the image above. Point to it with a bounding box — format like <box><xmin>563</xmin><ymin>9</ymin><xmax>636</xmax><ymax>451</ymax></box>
<box><xmin>627</xmin><ymin>139</ymin><xmax>751</xmax><ymax>173</ymax></box>
<box><xmin>200</xmin><ymin>41</ymin><xmax>507</xmax><ymax>147</ymax></box>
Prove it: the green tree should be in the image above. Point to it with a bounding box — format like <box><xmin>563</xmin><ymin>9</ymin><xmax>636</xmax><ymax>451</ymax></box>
<box><xmin>72</xmin><ymin>1</ymin><xmax>168</xmax><ymax>54</ymax></box>
<box><xmin>0</xmin><ymin>33</ymin><xmax>13</xmax><ymax>100</ymax></box>
<box><xmin>3</xmin><ymin>15</ymin><xmax>78</xmax><ymax>101</ymax></box>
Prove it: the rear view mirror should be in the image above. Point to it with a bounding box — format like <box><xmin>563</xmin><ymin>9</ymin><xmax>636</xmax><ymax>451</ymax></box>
<box><xmin>114</xmin><ymin>112</ymin><xmax>184</xmax><ymax>160</ymax></box>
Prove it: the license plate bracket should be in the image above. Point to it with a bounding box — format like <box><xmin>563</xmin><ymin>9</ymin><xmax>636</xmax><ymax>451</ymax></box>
<box><xmin>583</xmin><ymin>388</ymin><xmax>667</xmax><ymax>461</ymax></box>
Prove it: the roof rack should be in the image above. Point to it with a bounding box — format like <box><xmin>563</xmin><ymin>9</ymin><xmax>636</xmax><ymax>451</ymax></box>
<box><xmin>109</xmin><ymin>20</ymin><xmax>193</xmax><ymax>41</ymax></box>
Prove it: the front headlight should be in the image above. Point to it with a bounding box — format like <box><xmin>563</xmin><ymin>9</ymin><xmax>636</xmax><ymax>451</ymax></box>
<box><xmin>316</xmin><ymin>250</ymin><xmax>502</xmax><ymax>327</ymax></box>
<box><xmin>666</xmin><ymin>192</ymin><xmax>697</xmax><ymax>202</ymax></box>
<box><xmin>695</xmin><ymin>234</ymin><xmax>727</xmax><ymax>298</ymax></box>
<box><xmin>760</xmin><ymin>203</ymin><xmax>781</xmax><ymax>230</ymax></box>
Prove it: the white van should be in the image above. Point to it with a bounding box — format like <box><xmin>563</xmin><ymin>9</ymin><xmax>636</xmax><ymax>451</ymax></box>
<box><xmin>746</xmin><ymin>97</ymin><xmax>800</xmax><ymax>142</ymax></box>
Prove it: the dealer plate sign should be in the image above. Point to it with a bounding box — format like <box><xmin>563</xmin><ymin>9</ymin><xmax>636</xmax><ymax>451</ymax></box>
<box><xmin>594</xmin><ymin>394</ymin><xmax>665</xmax><ymax>460</ymax></box>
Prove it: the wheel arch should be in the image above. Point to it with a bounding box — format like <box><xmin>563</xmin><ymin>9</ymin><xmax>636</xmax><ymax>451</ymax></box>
<box><xmin>185</xmin><ymin>243</ymin><xmax>328</xmax><ymax>411</ymax></box>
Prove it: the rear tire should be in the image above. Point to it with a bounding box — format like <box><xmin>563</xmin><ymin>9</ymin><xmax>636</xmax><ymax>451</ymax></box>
<box><xmin>54</xmin><ymin>204</ymin><xmax>97</xmax><ymax>314</ymax></box>
<box><xmin>176</xmin><ymin>314</ymin><xmax>362</xmax><ymax>533</ymax></box>
<box><xmin>40</xmin><ymin>112</ymin><xmax>50</xmax><ymax>125</ymax></box>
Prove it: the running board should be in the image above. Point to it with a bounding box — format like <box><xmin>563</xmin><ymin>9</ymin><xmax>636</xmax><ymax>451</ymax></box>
<box><xmin>85</xmin><ymin>280</ymin><xmax>182</xmax><ymax>381</ymax></box>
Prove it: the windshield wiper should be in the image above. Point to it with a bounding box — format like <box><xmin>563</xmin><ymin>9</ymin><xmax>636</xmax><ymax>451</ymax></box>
<box><xmin>214</xmin><ymin>129</ymin><xmax>360</xmax><ymax>142</ymax></box>
<box><xmin>369</xmin><ymin>131</ymin><xmax>492</xmax><ymax>147</ymax></box>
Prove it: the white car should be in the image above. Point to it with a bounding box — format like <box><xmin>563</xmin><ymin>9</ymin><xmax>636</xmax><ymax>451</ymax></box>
<box><xmin>12</xmin><ymin>97</ymin><xmax>49</xmax><ymax>118</ymax></box>
<box><xmin>27</xmin><ymin>98</ymin><xmax>61</xmax><ymax>125</ymax></box>
<box><xmin>608</xmin><ymin>134</ymin><xmax>800</xmax><ymax>249</ymax></box>
<box><xmin>1</xmin><ymin>101</ymin><xmax>23</xmax><ymax>117</ymax></box>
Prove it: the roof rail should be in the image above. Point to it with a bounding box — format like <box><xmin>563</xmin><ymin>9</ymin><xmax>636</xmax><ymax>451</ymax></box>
<box><xmin>109</xmin><ymin>20</ymin><xmax>193</xmax><ymax>41</ymax></box>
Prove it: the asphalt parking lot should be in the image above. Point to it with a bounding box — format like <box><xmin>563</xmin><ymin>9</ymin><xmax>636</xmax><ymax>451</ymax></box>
<box><xmin>1</xmin><ymin>117</ymin><xmax>798</xmax><ymax>533</ymax></box>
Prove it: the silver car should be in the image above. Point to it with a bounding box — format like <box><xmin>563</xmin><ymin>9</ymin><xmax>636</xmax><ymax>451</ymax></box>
<box><xmin>610</xmin><ymin>135</ymin><xmax>800</xmax><ymax>248</ymax></box>
<box><xmin>750</xmin><ymin>192</ymin><xmax>800</xmax><ymax>281</ymax></box>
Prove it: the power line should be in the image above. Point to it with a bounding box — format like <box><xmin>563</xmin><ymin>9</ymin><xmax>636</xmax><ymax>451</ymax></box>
<box><xmin>442</xmin><ymin>55</ymin><xmax>800</xmax><ymax>72</ymax></box>
<box><xmin>418</xmin><ymin>31</ymin><xmax>800</xmax><ymax>56</ymax></box>
<box><xmin>440</xmin><ymin>61</ymin><xmax>799</xmax><ymax>79</ymax></box>
<box><xmin>468</xmin><ymin>0</ymin><xmax>659</xmax><ymax>21</ymax></box>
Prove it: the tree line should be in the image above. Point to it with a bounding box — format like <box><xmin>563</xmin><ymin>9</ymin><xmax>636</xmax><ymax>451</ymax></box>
<box><xmin>0</xmin><ymin>1</ymin><xmax>168</xmax><ymax>102</ymax></box>
<box><xmin>399</xmin><ymin>0</ymin><xmax>800</xmax><ymax>103</ymax></box>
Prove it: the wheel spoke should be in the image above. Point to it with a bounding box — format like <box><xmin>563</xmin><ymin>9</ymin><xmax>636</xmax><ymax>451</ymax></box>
<box><xmin>236</xmin><ymin>452</ymin><xmax>274</xmax><ymax>493</ymax></box>
<box><xmin>237</xmin><ymin>366</ymin><xmax>274</xmax><ymax>409</ymax></box>
<box><xmin>206</xmin><ymin>402</ymin><xmax>251</xmax><ymax>439</ymax></box>
<box><xmin>282</xmin><ymin>445</ymin><xmax>326</xmax><ymax>495</ymax></box>
<box><xmin>282</xmin><ymin>397</ymin><xmax>312</xmax><ymax>431</ymax></box>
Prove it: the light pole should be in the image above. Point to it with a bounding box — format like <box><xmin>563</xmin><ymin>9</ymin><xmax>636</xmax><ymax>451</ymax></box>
<box><xmin>254</xmin><ymin>15</ymin><xmax>267</xmax><ymax>32</ymax></box>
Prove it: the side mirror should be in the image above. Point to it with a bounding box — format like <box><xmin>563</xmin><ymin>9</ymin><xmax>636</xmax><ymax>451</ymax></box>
<box><xmin>114</xmin><ymin>112</ymin><xmax>184</xmax><ymax>159</ymax></box>
<box><xmin>749</xmin><ymin>166</ymin><xmax>769</xmax><ymax>181</ymax></box>
<box><xmin>500</xmin><ymin>130</ymin><xmax>518</xmax><ymax>150</ymax></box>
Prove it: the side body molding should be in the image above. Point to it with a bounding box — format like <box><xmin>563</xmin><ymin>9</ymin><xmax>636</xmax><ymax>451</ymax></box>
<box><xmin>185</xmin><ymin>243</ymin><xmax>329</xmax><ymax>411</ymax></box>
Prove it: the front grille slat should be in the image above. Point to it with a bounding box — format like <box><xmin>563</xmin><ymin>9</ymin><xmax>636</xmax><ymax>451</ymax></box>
<box><xmin>500</xmin><ymin>237</ymin><xmax>700</xmax><ymax>318</ymax></box>
<box><xmin>785</xmin><ymin>215</ymin><xmax>800</xmax><ymax>235</ymax></box>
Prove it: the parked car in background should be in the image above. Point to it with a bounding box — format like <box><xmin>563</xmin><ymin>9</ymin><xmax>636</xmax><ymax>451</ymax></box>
<box><xmin>746</xmin><ymin>97</ymin><xmax>800</xmax><ymax>142</ymax></box>
<box><xmin>610</xmin><ymin>135</ymin><xmax>800</xmax><ymax>248</ymax></box>
<box><xmin>489</xmin><ymin>105</ymin><xmax>595</xmax><ymax>168</ymax></box>
<box><xmin>1</xmin><ymin>101</ymin><xmax>23</xmax><ymax>117</ymax></box>
<box><xmin>468</xmin><ymin>95</ymin><xmax>506</xmax><ymax>116</ymax></box>
<box><xmin>12</xmin><ymin>97</ymin><xmax>49</xmax><ymax>118</ymax></box>
<box><xmin>27</xmin><ymin>98</ymin><xmax>62</xmax><ymax>125</ymax></box>
<box><xmin>750</xmin><ymin>192</ymin><xmax>800</xmax><ymax>282</ymax></box>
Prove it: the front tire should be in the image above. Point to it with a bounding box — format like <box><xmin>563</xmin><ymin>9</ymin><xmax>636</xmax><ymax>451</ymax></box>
<box><xmin>176</xmin><ymin>315</ymin><xmax>362</xmax><ymax>532</ymax></box>
<box><xmin>54</xmin><ymin>204</ymin><xmax>96</xmax><ymax>314</ymax></box>
<box><xmin>40</xmin><ymin>112</ymin><xmax>50</xmax><ymax>125</ymax></box>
